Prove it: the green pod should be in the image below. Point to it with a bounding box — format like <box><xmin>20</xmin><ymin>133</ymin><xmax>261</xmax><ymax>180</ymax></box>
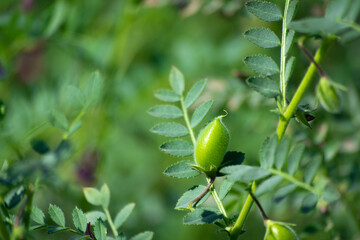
<box><xmin>316</xmin><ymin>77</ymin><xmax>342</xmax><ymax>113</ymax></box>
<box><xmin>195</xmin><ymin>115</ymin><xmax>230</xmax><ymax>174</ymax></box>
<box><xmin>265</xmin><ymin>220</ymin><xmax>299</xmax><ymax>240</ymax></box>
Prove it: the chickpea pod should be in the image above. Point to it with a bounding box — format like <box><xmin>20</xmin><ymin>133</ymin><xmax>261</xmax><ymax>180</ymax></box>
<box><xmin>264</xmin><ymin>220</ymin><xmax>299</xmax><ymax>240</ymax></box>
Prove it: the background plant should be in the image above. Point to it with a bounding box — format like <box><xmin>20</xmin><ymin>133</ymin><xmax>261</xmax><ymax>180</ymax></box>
<box><xmin>1</xmin><ymin>0</ymin><xmax>360</xmax><ymax>239</ymax></box>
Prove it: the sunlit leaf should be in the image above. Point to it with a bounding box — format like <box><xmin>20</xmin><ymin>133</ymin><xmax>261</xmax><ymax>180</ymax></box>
<box><xmin>160</xmin><ymin>140</ymin><xmax>193</xmax><ymax>157</ymax></box>
<box><xmin>169</xmin><ymin>66</ymin><xmax>185</xmax><ymax>95</ymax></box>
<box><xmin>48</xmin><ymin>204</ymin><xmax>65</xmax><ymax>227</ymax></box>
<box><xmin>114</xmin><ymin>203</ymin><xmax>135</xmax><ymax>229</ymax></box>
<box><xmin>148</xmin><ymin>105</ymin><xmax>183</xmax><ymax>119</ymax></box>
<box><xmin>184</xmin><ymin>79</ymin><xmax>207</xmax><ymax>108</ymax></box>
<box><xmin>150</xmin><ymin>122</ymin><xmax>188</xmax><ymax>137</ymax></box>
<box><xmin>154</xmin><ymin>89</ymin><xmax>180</xmax><ymax>102</ymax></box>
<box><xmin>246</xmin><ymin>0</ymin><xmax>283</xmax><ymax>22</ymax></box>
<box><xmin>190</xmin><ymin>100</ymin><xmax>213</xmax><ymax>128</ymax></box>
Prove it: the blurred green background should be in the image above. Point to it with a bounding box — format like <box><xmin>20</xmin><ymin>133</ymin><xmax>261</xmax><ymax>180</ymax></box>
<box><xmin>1</xmin><ymin>0</ymin><xmax>360</xmax><ymax>239</ymax></box>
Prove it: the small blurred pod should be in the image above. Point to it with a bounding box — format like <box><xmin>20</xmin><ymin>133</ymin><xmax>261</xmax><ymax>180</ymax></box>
<box><xmin>316</xmin><ymin>76</ymin><xmax>346</xmax><ymax>114</ymax></box>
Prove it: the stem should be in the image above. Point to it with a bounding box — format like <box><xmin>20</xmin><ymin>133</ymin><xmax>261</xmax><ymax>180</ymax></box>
<box><xmin>180</xmin><ymin>96</ymin><xmax>196</xmax><ymax>145</ymax></box>
<box><xmin>269</xmin><ymin>168</ymin><xmax>319</xmax><ymax>195</ymax></box>
<box><xmin>229</xmin><ymin>183</ymin><xmax>256</xmax><ymax>239</ymax></box>
<box><xmin>209</xmin><ymin>178</ymin><xmax>228</xmax><ymax>218</ymax></box>
<box><xmin>62</xmin><ymin>109</ymin><xmax>86</xmax><ymax>140</ymax></box>
<box><xmin>277</xmin><ymin>39</ymin><xmax>332</xmax><ymax>140</ymax></box>
<box><xmin>0</xmin><ymin>209</ymin><xmax>10</xmax><ymax>240</ymax></box>
<box><xmin>189</xmin><ymin>178</ymin><xmax>214</xmax><ymax>208</ymax></box>
<box><xmin>280</xmin><ymin>0</ymin><xmax>291</xmax><ymax>108</ymax></box>
<box><xmin>103</xmin><ymin>207</ymin><xmax>118</xmax><ymax>237</ymax></box>
<box><xmin>298</xmin><ymin>41</ymin><xmax>326</xmax><ymax>77</ymax></box>
<box><xmin>180</xmin><ymin>96</ymin><xmax>227</xmax><ymax>217</ymax></box>
<box><xmin>248</xmin><ymin>191</ymin><xmax>268</xmax><ymax>221</ymax></box>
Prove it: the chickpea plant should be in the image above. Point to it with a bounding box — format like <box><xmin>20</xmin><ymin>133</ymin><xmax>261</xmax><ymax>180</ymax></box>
<box><xmin>149</xmin><ymin>0</ymin><xmax>359</xmax><ymax>239</ymax></box>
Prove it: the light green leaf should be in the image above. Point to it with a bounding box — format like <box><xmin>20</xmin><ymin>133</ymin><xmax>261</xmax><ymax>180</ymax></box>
<box><xmin>286</xmin><ymin>0</ymin><xmax>298</xmax><ymax>25</ymax></box>
<box><xmin>44</xmin><ymin>0</ymin><xmax>66</xmax><ymax>37</ymax></box>
<box><xmin>130</xmin><ymin>231</ymin><xmax>154</xmax><ymax>240</ymax></box>
<box><xmin>163</xmin><ymin>160</ymin><xmax>200</xmax><ymax>178</ymax></box>
<box><xmin>169</xmin><ymin>66</ymin><xmax>185</xmax><ymax>95</ymax></box>
<box><xmin>83</xmin><ymin>187</ymin><xmax>102</xmax><ymax>206</ymax></box>
<box><xmin>259</xmin><ymin>135</ymin><xmax>278</xmax><ymax>168</ymax></box>
<box><xmin>50</xmin><ymin>110</ymin><xmax>68</xmax><ymax>131</ymax></box>
<box><xmin>303</xmin><ymin>154</ymin><xmax>322</xmax><ymax>184</ymax></box>
<box><xmin>274</xmin><ymin>184</ymin><xmax>297</xmax><ymax>202</ymax></box>
<box><xmin>244</xmin><ymin>28</ymin><xmax>280</xmax><ymax>48</ymax></box>
<box><xmin>256</xmin><ymin>175</ymin><xmax>283</xmax><ymax>197</ymax></box>
<box><xmin>48</xmin><ymin>204</ymin><xmax>65</xmax><ymax>227</ymax></box>
<box><xmin>85</xmin><ymin>211</ymin><xmax>106</xmax><ymax>225</ymax></box>
<box><xmin>148</xmin><ymin>105</ymin><xmax>183</xmax><ymax>119</ymax></box>
<box><xmin>150</xmin><ymin>122</ymin><xmax>188</xmax><ymax>137</ymax></box>
<box><xmin>85</xmin><ymin>71</ymin><xmax>103</xmax><ymax>108</ymax></box>
<box><xmin>190</xmin><ymin>100</ymin><xmax>213</xmax><ymax>128</ymax></box>
<box><xmin>72</xmin><ymin>207</ymin><xmax>87</xmax><ymax>233</ymax></box>
<box><xmin>285</xmin><ymin>56</ymin><xmax>296</xmax><ymax>85</ymax></box>
<box><xmin>246</xmin><ymin>76</ymin><xmax>279</xmax><ymax>98</ymax></box>
<box><xmin>287</xmin><ymin>143</ymin><xmax>305</xmax><ymax>175</ymax></box>
<box><xmin>184</xmin><ymin>79</ymin><xmax>207</xmax><ymax>108</ymax></box>
<box><xmin>183</xmin><ymin>208</ymin><xmax>222</xmax><ymax>225</ymax></box>
<box><xmin>64</xmin><ymin>85</ymin><xmax>86</xmax><ymax>108</ymax></box>
<box><xmin>221</xmin><ymin>165</ymin><xmax>271</xmax><ymax>182</ymax></box>
<box><xmin>114</xmin><ymin>203</ymin><xmax>135</xmax><ymax>229</ymax></box>
<box><xmin>94</xmin><ymin>219</ymin><xmax>107</xmax><ymax>240</ymax></box>
<box><xmin>176</xmin><ymin>185</ymin><xmax>211</xmax><ymax>210</ymax></box>
<box><xmin>325</xmin><ymin>0</ymin><xmax>351</xmax><ymax>20</ymax></box>
<box><xmin>244</xmin><ymin>55</ymin><xmax>279</xmax><ymax>76</ymax></box>
<box><xmin>289</xmin><ymin>17</ymin><xmax>347</xmax><ymax>36</ymax></box>
<box><xmin>100</xmin><ymin>184</ymin><xmax>110</xmax><ymax>209</ymax></box>
<box><xmin>285</xmin><ymin>30</ymin><xmax>295</xmax><ymax>55</ymax></box>
<box><xmin>246</xmin><ymin>0</ymin><xmax>283</xmax><ymax>22</ymax></box>
<box><xmin>160</xmin><ymin>140</ymin><xmax>193</xmax><ymax>157</ymax></box>
<box><xmin>154</xmin><ymin>89</ymin><xmax>180</xmax><ymax>102</ymax></box>
<box><xmin>31</xmin><ymin>206</ymin><xmax>45</xmax><ymax>225</ymax></box>
<box><xmin>275</xmin><ymin>135</ymin><xmax>291</xmax><ymax>170</ymax></box>
<box><xmin>218</xmin><ymin>179</ymin><xmax>235</xmax><ymax>200</ymax></box>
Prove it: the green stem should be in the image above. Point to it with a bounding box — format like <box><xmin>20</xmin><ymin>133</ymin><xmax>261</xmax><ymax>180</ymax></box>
<box><xmin>229</xmin><ymin>183</ymin><xmax>256</xmax><ymax>239</ymax></box>
<box><xmin>0</xmin><ymin>209</ymin><xmax>10</xmax><ymax>240</ymax></box>
<box><xmin>277</xmin><ymin>39</ymin><xmax>332</xmax><ymax>140</ymax></box>
<box><xmin>209</xmin><ymin>178</ymin><xmax>228</xmax><ymax>219</ymax></box>
<box><xmin>62</xmin><ymin>109</ymin><xmax>86</xmax><ymax>140</ymax></box>
<box><xmin>269</xmin><ymin>168</ymin><xmax>319</xmax><ymax>195</ymax></box>
<box><xmin>103</xmin><ymin>207</ymin><xmax>118</xmax><ymax>237</ymax></box>
<box><xmin>280</xmin><ymin>0</ymin><xmax>291</xmax><ymax>108</ymax></box>
<box><xmin>180</xmin><ymin>96</ymin><xmax>196</xmax><ymax>145</ymax></box>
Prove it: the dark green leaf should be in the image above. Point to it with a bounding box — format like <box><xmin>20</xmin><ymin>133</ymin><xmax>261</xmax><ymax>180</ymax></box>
<box><xmin>220</xmin><ymin>151</ymin><xmax>245</xmax><ymax>168</ymax></box>
<box><xmin>246</xmin><ymin>1</ymin><xmax>283</xmax><ymax>22</ymax></box>
<box><xmin>301</xmin><ymin>193</ymin><xmax>318</xmax><ymax>214</ymax></box>
<box><xmin>72</xmin><ymin>207</ymin><xmax>87</xmax><ymax>233</ymax></box>
<box><xmin>274</xmin><ymin>184</ymin><xmax>297</xmax><ymax>202</ymax></box>
<box><xmin>94</xmin><ymin>219</ymin><xmax>107</xmax><ymax>240</ymax></box>
<box><xmin>287</xmin><ymin>143</ymin><xmax>305</xmax><ymax>175</ymax></box>
<box><xmin>344</xmin><ymin>0</ymin><xmax>360</xmax><ymax>21</ymax></box>
<box><xmin>31</xmin><ymin>139</ymin><xmax>50</xmax><ymax>154</ymax></box>
<box><xmin>244</xmin><ymin>55</ymin><xmax>279</xmax><ymax>76</ymax></box>
<box><xmin>221</xmin><ymin>165</ymin><xmax>271</xmax><ymax>182</ymax></box>
<box><xmin>244</xmin><ymin>28</ymin><xmax>280</xmax><ymax>48</ymax></box>
<box><xmin>31</xmin><ymin>206</ymin><xmax>45</xmax><ymax>225</ymax></box>
<box><xmin>322</xmin><ymin>184</ymin><xmax>340</xmax><ymax>203</ymax></box>
<box><xmin>285</xmin><ymin>56</ymin><xmax>295</xmax><ymax>84</ymax></box>
<box><xmin>148</xmin><ymin>105</ymin><xmax>183</xmax><ymax>119</ymax></box>
<box><xmin>175</xmin><ymin>185</ymin><xmax>211</xmax><ymax>210</ymax></box>
<box><xmin>259</xmin><ymin>135</ymin><xmax>278</xmax><ymax>168</ymax></box>
<box><xmin>246</xmin><ymin>76</ymin><xmax>279</xmax><ymax>98</ymax></box>
<box><xmin>325</xmin><ymin>0</ymin><xmax>351</xmax><ymax>19</ymax></box>
<box><xmin>286</xmin><ymin>0</ymin><xmax>298</xmax><ymax>25</ymax></box>
<box><xmin>275</xmin><ymin>135</ymin><xmax>291</xmax><ymax>170</ymax></box>
<box><xmin>29</xmin><ymin>224</ymin><xmax>47</xmax><ymax>231</ymax></box>
<box><xmin>183</xmin><ymin>208</ymin><xmax>223</xmax><ymax>225</ymax></box>
<box><xmin>303</xmin><ymin>154</ymin><xmax>322</xmax><ymax>184</ymax></box>
<box><xmin>48</xmin><ymin>227</ymin><xmax>71</xmax><ymax>234</ymax></box>
<box><xmin>169</xmin><ymin>66</ymin><xmax>185</xmax><ymax>95</ymax></box>
<box><xmin>4</xmin><ymin>186</ymin><xmax>25</xmax><ymax>209</ymax></box>
<box><xmin>130</xmin><ymin>231</ymin><xmax>154</xmax><ymax>240</ymax></box>
<box><xmin>190</xmin><ymin>100</ymin><xmax>213</xmax><ymax>128</ymax></box>
<box><xmin>289</xmin><ymin>17</ymin><xmax>347</xmax><ymax>36</ymax></box>
<box><xmin>285</xmin><ymin>30</ymin><xmax>295</xmax><ymax>55</ymax></box>
<box><xmin>48</xmin><ymin>204</ymin><xmax>65</xmax><ymax>227</ymax></box>
<box><xmin>184</xmin><ymin>79</ymin><xmax>207</xmax><ymax>108</ymax></box>
<box><xmin>44</xmin><ymin>0</ymin><xmax>66</xmax><ymax>37</ymax></box>
<box><xmin>154</xmin><ymin>89</ymin><xmax>180</xmax><ymax>102</ymax></box>
<box><xmin>160</xmin><ymin>140</ymin><xmax>193</xmax><ymax>157</ymax></box>
<box><xmin>256</xmin><ymin>175</ymin><xmax>283</xmax><ymax>196</ymax></box>
<box><xmin>150</xmin><ymin>122</ymin><xmax>188</xmax><ymax>137</ymax></box>
<box><xmin>114</xmin><ymin>203</ymin><xmax>135</xmax><ymax>229</ymax></box>
<box><xmin>163</xmin><ymin>160</ymin><xmax>200</xmax><ymax>178</ymax></box>
<box><xmin>218</xmin><ymin>179</ymin><xmax>235</xmax><ymax>200</ymax></box>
